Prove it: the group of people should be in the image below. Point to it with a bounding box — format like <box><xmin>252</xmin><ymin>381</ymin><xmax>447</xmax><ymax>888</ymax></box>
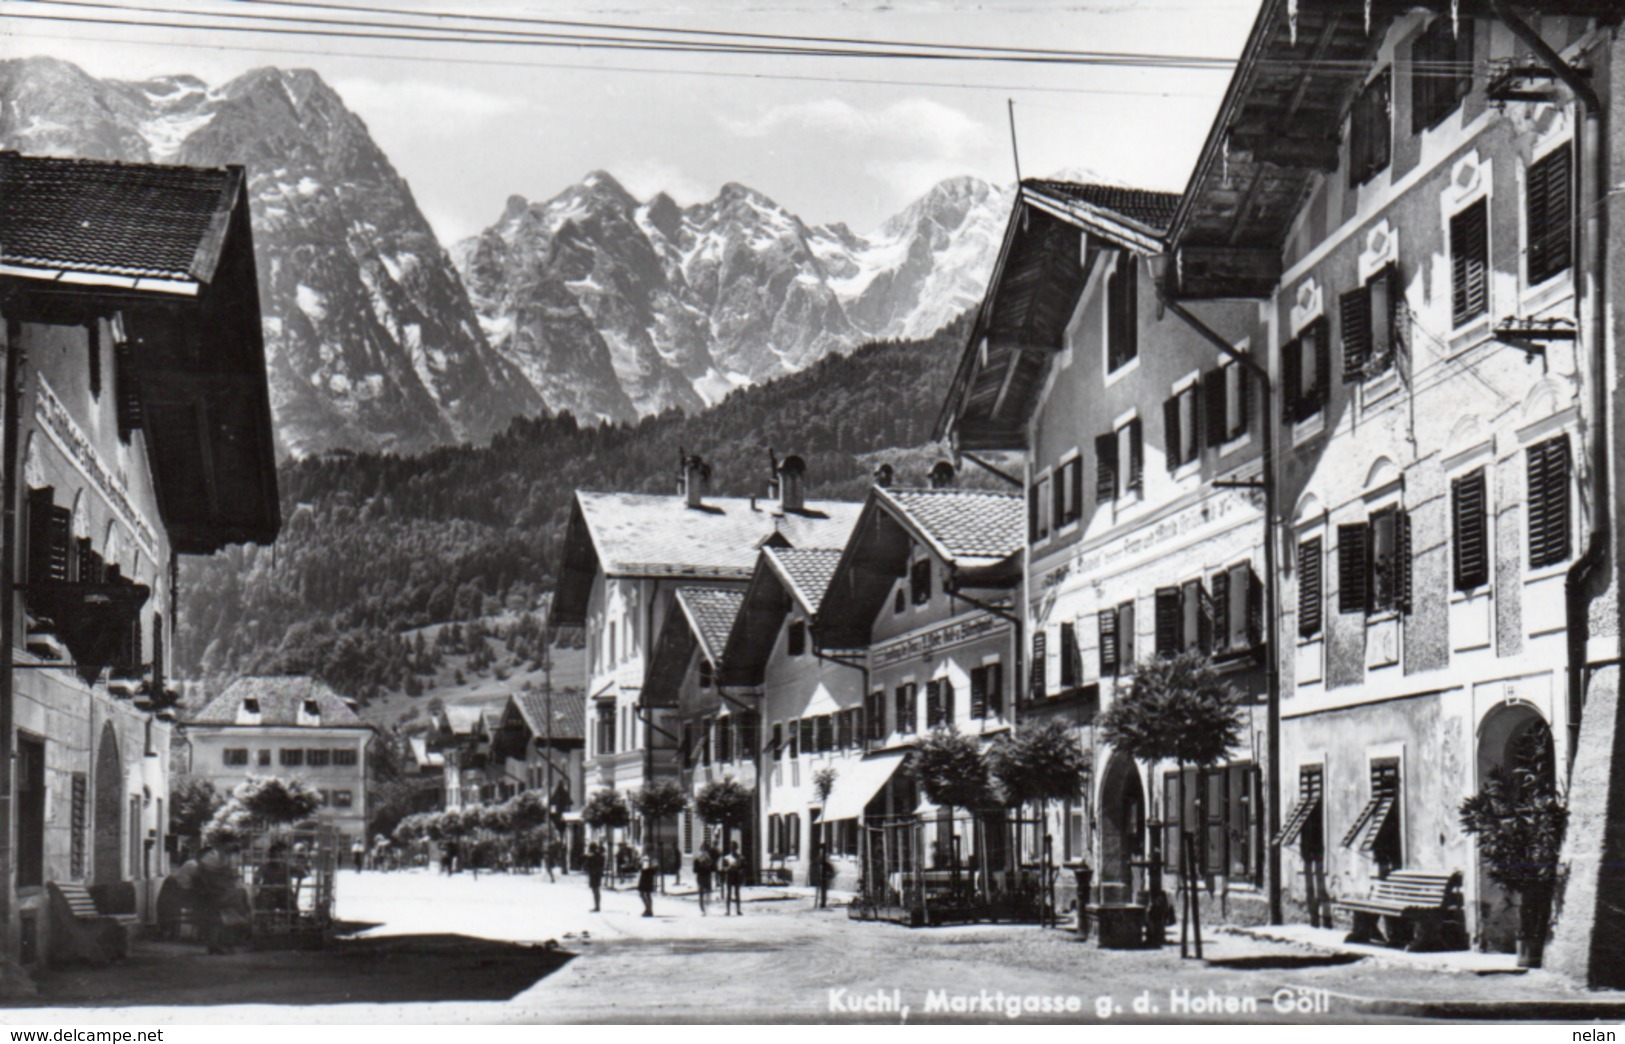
<box><xmin>581</xmin><ymin>839</ymin><xmax>746</xmax><ymax>918</ymax></box>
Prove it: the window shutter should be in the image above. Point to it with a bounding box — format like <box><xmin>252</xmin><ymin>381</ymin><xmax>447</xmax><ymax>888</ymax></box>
<box><xmin>27</xmin><ymin>489</ymin><xmax>72</xmax><ymax>586</ymax></box>
<box><xmin>1194</xmin><ymin>579</ymin><xmax>1214</xmax><ymax>652</ymax></box>
<box><xmin>1118</xmin><ymin>601</ymin><xmax>1135</xmax><ymax>668</ymax></box>
<box><xmin>1031</xmin><ymin>631</ymin><xmax>1047</xmax><ymax>698</ymax></box>
<box><xmin>1528</xmin><ymin>436</ymin><xmax>1572</xmax><ymax>568</ymax></box>
<box><xmin>1155</xmin><ymin>587</ymin><xmax>1182</xmax><ymax>658</ymax></box>
<box><xmin>1060</xmin><ymin>621</ymin><xmax>1078</xmax><ymax>687</ymax></box>
<box><xmin>1205</xmin><ymin>371</ymin><xmax>1228</xmax><ymax>446</ymax></box>
<box><xmin>1067</xmin><ymin>457</ymin><xmax>1084</xmax><ymax>521</ymax></box>
<box><xmin>1127</xmin><ymin>419</ymin><xmax>1144</xmax><ymax>494</ymax></box>
<box><xmin>1095</xmin><ymin>433</ymin><xmax>1118</xmax><ymax>501</ymax></box>
<box><xmin>941</xmin><ymin>679</ymin><xmax>954</xmax><ymax>723</ymax></box>
<box><xmin>1527</xmin><ymin>147</ymin><xmax>1573</xmax><ymax>286</ymax></box>
<box><xmin>1310</xmin><ymin>317</ymin><xmax>1331</xmax><ymax>408</ymax></box>
<box><xmin>1164</xmin><ymin>394</ymin><xmax>1182</xmax><ymax>471</ymax></box>
<box><xmin>1380</xmin><ymin>263</ymin><xmax>1404</xmax><ymax>369</ymax></box>
<box><xmin>1451</xmin><ymin>199</ymin><xmax>1489</xmax><ymax>325</ymax></box>
<box><xmin>1338</xmin><ymin>523</ymin><xmax>1370</xmax><ymax>614</ymax></box>
<box><xmin>1248</xmin><ymin>567</ymin><xmax>1265</xmax><ymax>648</ymax></box>
<box><xmin>1299</xmin><ymin>537</ymin><xmax>1324</xmax><ymax>636</ymax></box>
<box><xmin>987</xmin><ymin>663</ymin><xmax>1004</xmax><ymax>718</ymax></box>
<box><xmin>926</xmin><ymin>680</ymin><xmax>942</xmax><ymax>728</ymax></box>
<box><xmin>1452</xmin><ymin>468</ymin><xmax>1489</xmax><ymax>590</ymax></box>
<box><xmin>1397</xmin><ymin>510</ymin><xmax>1413</xmax><ymax>614</ymax></box>
<box><xmin>1341</xmin><ymin>285</ymin><xmax>1372</xmax><ymax>381</ymax></box>
<box><xmin>1098</xmin><ymin>611</ymin><xmax>1119</xmax><ymax>677</ymax></box>
<box><xmin>1029</xmin><ymin>483</ymin><xmax>1040</xmax><ymax>542</ymax></box>
<box><xmin>1282</xmin><ymin>338</ymin><xmax>1302</xmax><ymax>423</ymax></box>
<box><xmin>1210</xmin><ymin>569</ymin><xmax>1230</xmax><ymax>653</ymax></box>
<box><xmin>970</xmin><ymin>668</ymin><xmax>987</xmax><ymax>719</ymax></box>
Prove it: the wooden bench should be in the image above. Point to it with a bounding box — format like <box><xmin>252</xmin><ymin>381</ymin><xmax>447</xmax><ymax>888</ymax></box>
<box><xmin>46</xmin><ymin>882</ymin><xmax>138</xmax><ymax>964</ymax></box>
<box><xmin>1333</xmin><ymin>870</ymin><xmax>1465</xmax><ymax>951</ymax></box>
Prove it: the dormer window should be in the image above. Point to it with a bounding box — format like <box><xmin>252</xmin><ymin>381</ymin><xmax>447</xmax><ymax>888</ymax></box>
<box><xmin>243</xmin><ymin>697</ymin><xmax>260</xmax><ymax>714</ymax></box>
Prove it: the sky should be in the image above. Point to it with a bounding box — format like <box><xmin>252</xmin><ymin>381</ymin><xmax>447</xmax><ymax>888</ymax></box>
<box><xmin>0</xmin><ymin>0</ymin><xmax>1262</xmax><ymax>244</ymax></box>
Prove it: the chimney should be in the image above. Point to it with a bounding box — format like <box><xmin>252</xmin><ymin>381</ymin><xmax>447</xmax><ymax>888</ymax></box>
<box><xmin>777</xmin><ymin>454</ymin><xmax>806</xmax><ymax>513</ymax></box>
<box><xmin>682</xmin><ymin>452</ymin><xmax>711</xmax><ymax>508</ymax></box>
<box><xmin>873</xmin><ymin>463</ymin><xmax>894</xmax><ymax>488</ymax></box>
<box><xmin>929</xmin><ymin>460</ymin><xmax>957</xmax><ymax>489</ymax></box>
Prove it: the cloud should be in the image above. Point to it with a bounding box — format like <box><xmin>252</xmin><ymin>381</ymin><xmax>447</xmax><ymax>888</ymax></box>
<box><xmin>331</xmin><ymin>77</ymin><xmax>522</xmax><ymax>131</ymax></box>
<box><xmin>720</xmin><ymin>97</ymin><xmax>984</xmax><ymax>161</ymax></box>
<box><xmin>613</xmin><ymin>159</ymin><xmax>714</xmax><ymax>208</ymax></box>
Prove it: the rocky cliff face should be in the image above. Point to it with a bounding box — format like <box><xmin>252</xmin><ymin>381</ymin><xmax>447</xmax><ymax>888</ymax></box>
<box><xmin>0</xmin><ymin>56</ymin><xmax>542</xmax><ymax>457</ymax></box>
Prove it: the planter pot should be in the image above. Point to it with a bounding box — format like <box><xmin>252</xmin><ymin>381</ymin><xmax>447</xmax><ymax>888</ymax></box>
<box><xmin>1515</xmin><ymin>886</ymin><xmax>1554</xmax><ymax>969</ymax></box>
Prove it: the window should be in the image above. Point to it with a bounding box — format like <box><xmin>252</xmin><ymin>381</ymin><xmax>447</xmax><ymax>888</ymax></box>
<box><xmin>1298</xmin><ymin>537</ymin><xmax>1324</xmax><ymax>637</ymax></box>
<box><xmin>1411</xmin><ymin>17</ymin><xmax>1473</xmax><ymax>133</ymax></box>
<box><xmin>114</xmin><ymin>338</ymin><xmax>141</xmax><ymax>442</ymax></box>
<box><xmin>787</xmin><ymin>620</ymin><xmax>807</xmax><ymax>656</ymax></box>
<box><xmin>699</xmin><ymin>659</ymin><xmax>713</xmax><ymax>688</ymax></box>
<box><xmin>280</xmin><ymin>748</ymin><xmax>305</xmax><ymax>767</ymax></box>
<box><xmin>970</xmin><ymin>663</ymin><xmax>1003</xmax><ymax>719</ymax></box>
<box><xmin>595</xmin><ymin>702</ymin><xmax>615</xmax><ymax>756</ymax></box>
<box><xmin>1097</xmin><ymin>419</ymin><xmax>1143</xmax><ymax>502</ymax></box>
<box><xmin>924</xmin><ymin>678</ymin><xmax>954</xmax><ymax>728</ymax></box>
<box><xmin>1154</xmin><ymin>586</ymin><xmax>1182</xmax><ymax>658</ymax></box>
<box><xmin>1451</xmin><ymin>198</ymin><xmax>1490</xmax><ymax>326</ymax></box>
<box><xmin>1528</xmin><ymin>435</ymin><xmax>1572</xmax><ymax>568</ymax></box>
<box><xmin>1030</xmin><ymin>631</ymin><xmax>1047</xmax><ymax>699</ymax></box>
<box><xmin>909</xmin><ymin>559</ymin><xmax>932</xmax><ymax>606</ymax></box>
<box><xmin>1342</xmin><ymin>759</ymin><xmax>1402</xmax><ymax>875</ymax></box>
<box><xmin>1029</xmin><ymin>476</ymin><xmax>1051</xmax><ymax>542</ymax></box>
<box><xmin>1282</xmin><ymin>319</ymin><xmax>1330</xmax><ymax>423</ymax></box>
<box><xmin>1059</xmin><ymin>620</ymin><xmax>1080</xmax><ymax>688</ymax></box>
<box><xmin>837</xmin><ymin>710</ymin><xmax>853</xmax><ymax>749</ymax></box>
<box><xmin>894</xmin><ymin>588</ymin><xmax>906</xmax><ymax>614</ymax></box>
<box><xmin>799</xmin><ymin>717</ymin><xmax>815</xmax><ymax>755</ymax></box>
<box><xmin>1106</xmin><ymin>251</ymin><xmax>1138</xmax><ymax>371</ymax></box>
<box><xmin>334</xmin><ymin>790</ymin><xmax>354</xmax><ymax>809</ymax></box>
<box><xmin>333</xmin><ymin>749</ymin><xmax>358</xmax><ymax>767</ymax></box>
<box><xmin>1212</xmin><ymin>561</ymin><xmax>1262</xmax><ymax>654</ymax></box>
<box><xmin>1161</xmin><ymin>762</ymin><xmax>1262</xmax><ymax>885</ymax></box>
<box><xmin>865</xmin><ymin>691</ymin><xmax>886</xmax><ymax>740</ymax></box>
<box><xmin>1163</xmin><ymin>383</ymin><xmax>1200</xmax><ymax>470</ymax></box>
<box><xmin>1205</xmin><ymin>364</ymin><xmax>1250</xmax><ymax>446</ymax></box>
<box><xmin>1099</xmin><ymin>600</ymin><xmax>1136</xmax><ymax>675</ymax></box>
<box><xmin>1527</xmin><ymin>147</ymin><xmax>1574</xmax><ymax>286</ymax></box>
<box><xmin>1349</xmin><ymin>68</ymin><xmax>1392</xmax><ymax>187</ymax></box>
<box><xmin>1055</xmin><ymin>456</ymin><xmax>1083</xmax><ymax>528</ymax></box>
<box><xmin>772</xmin><ymin>722</ymin><xmax>784</xmax><ymax>761</ymax></box>
<box><xmin>307</xmin><ymin>749</ymin><xmax>331</xmax><ymax>768</ymax></box>
<box><xmin>258</xmin><ymin>749</ymin><xmax>271</xmax><ymax>766</ymax></box>
<box><xmin>223</xmin><ymin>748</ymin><xmax>249</xmax><ymax>767</ymax></box>
<box><xmin>717</xmin><ymin>717</ymin><xmax>734</xmax><ymax>763</ymax></box>
<box><xmin>894</xmin><ymin>684</ymin><xmax>918</xmax><ymax>734</ymax></box>
<box><xmin>1452</xmin><ymin>468</ymin><xmax>1490</xmax><ymax>590</ymax></box>
<box><xmin>815</xmin><ymin>715</ymin><xmax>834</xmax><ymax>753</ymax></box>
<box><xmin>86</xmin><ymin>321</ymin><xmax>102</xmax><ymax>400</ymax></box>
<box><xmin>1154</xmin><ymin>581</ymin><xmax>1213</xmax><ymax>657</ymax></box>
<box><xmin>1276</xmin><ymin>765</ymin><xmax>1326</xmax><ymax>861</ymax></box>
<box><xmin>17</xmin><ymin>735</ymin><xmax>44</xmax><ymax>888</ymax></box>
<box><xmin>1341</xmin><ymin>264</ymin><xmax>1402</xmax><ymax>382</ymax></box>
<box><xmin>1338</xmin><ymin>512</ymin><xmax>1411</xmax><ymax>615</ymax></box>
<box><xmin>1119</xmin><ymin>419</ymin><xmax>1143</xmax><ymax>497</ymax></box>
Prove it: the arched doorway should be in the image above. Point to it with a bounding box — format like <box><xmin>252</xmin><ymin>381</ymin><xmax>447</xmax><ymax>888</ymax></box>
<box><xmin>94</xmin><ymin>721</ymin><xmax>123</xmax><ymax>885</ymax></box>
<box><xmin>1474</xmin><ymin>703</ymin><xmax>1554</xmax><ymax>952</ymax></box>
<box><xmin>1099</xmin><ymin>751</ymin><xmax>1144</xmax><ymax>903</ymax></box>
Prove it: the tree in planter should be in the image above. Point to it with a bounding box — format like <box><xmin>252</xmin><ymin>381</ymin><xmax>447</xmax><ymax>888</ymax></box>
<box><xmin>631</xmin><ymin>781</ymin><xmax>689</xmax><ymax>888</ymax></box>
<box><xmin>912</xmin><ymin>729</ymin><xmax>994</xmax><ymax>882</ymax></box>
<box><xmin>581</xmin><ymin>788</ymin><xmax>632</xmax><ymax>880</ymax></box>
<box><xmin>988</xmin><ymin>721</ymin><xmax>1091</xmax><ymax>925</ymax></box>
<box><xmin>695</xmin><ymin>779</ymin><xmax>754</xmax><ymax>862</ymax></box>
<box><xmin>1460</xmin><ymin>724</ymin><xmax>1568</xmax><ymax>967</ymax></box>
<box><xmin>1098</xmin><ymin>650</ymin><xmax>1244</xmax><ymax>953</ymax></box>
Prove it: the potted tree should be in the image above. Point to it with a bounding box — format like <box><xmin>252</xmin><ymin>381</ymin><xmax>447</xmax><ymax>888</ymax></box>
<box><xmin>1459</xmin><ymin>725</ymin><xmax>1568</xmax><ymax>967</ymax></box>
<box><xmin>987</xmin><ymin>721</ymin><xmax>1091</xmax><ymax>927</ymax></box>
<box><xmin>1098</xmin><ymin>651</ymin><xmax>1244</xmax><ymax>953</ymax></box>
<box><xmin>631</xmin><ymin>781</ymin><xmax>690</xmax><ymax>889</ymax></box>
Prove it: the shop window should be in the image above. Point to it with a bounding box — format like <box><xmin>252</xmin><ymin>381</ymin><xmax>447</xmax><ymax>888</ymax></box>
<box><xmin>1282</xmin><ymin>318</ymin><xmax>1330</xmax><ymax>424</ymax></box>
<box><xmin>1340</xmin><ymin>264</ymin><xmax>1402</xmax><ymax>382</ymax></box>
<box><xmin>1452</xmin><ymin>467</ymin><xmax>1489</xmax><ymax>590</ymax></box>
<box><xmin>1349</xmin><ymin>68</ymin><xmax>1392</xmax><ymax>186</ymax></box>
<box><xmin>1527</xmin><ymin>435</ymin><xmax>1572</xmax><ymax>568</ymax></box>
<box><xmin>1411</xmin><ymin>17</ymin><xmax>1473</xmax><ymax>133</ymax></box>
<box><xmin>1526</xmin><ymin>147</ymin><xmax>1574</xmax><ymax>286</ymax></box>
<box><xmin>1451</xmin><ymin>198</ymin><xmax>1490</xmax><ymax>326</ymax></box>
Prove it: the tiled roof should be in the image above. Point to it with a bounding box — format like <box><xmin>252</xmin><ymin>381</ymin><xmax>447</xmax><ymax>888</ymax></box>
<box><xmin>675</xmin><ymin>587</ymin><xmax>747</xmax><ymax>664</ymax></box>
<box><xmin>408</xmin><ymin>735</ymin><xmax>445</xmax><ymax>770</ymax></box>
<box><xmin>514</xmin><ymin>690</ymin><xmax>586</xmax><ymax>743</ymax></box>
<box><xmin>764</xmin><ymin>547</ymin><xmax>843</xmax><ymax>615</ymax></box>
<box><xmin>442</xmin><ymin>704</ymin><xmax>486</xmax><ymax>735</ymax></box>
<box><xmin>187</xmin><ymin>675</ymin><xmax>364</xmax><ymax>728</ymax></box>
<box><xmin>1023</xmin><ymin>179</ymin><xmax>1182</xmax><ymax>234</ymax></box>
<box><xmin>575</xmin><ymin>492</ymin><xmax>862</xmax><ymax>579</ymax></box>
<box><xmin>0</xmin><ymin>152</ymin><xmax>240</xmax><ymax>288</ymax></box>
<box><xmin>879</xmin><ymin>487</ymin><xmax>1026</xmax><ymax>566</ymax></box>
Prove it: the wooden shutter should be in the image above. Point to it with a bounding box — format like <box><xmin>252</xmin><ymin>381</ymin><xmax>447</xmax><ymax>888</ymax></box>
<box><xmin>1528</xmin><ymin>436</ymin><xmax>1572</xmax><ymax>568</ymax></box>
<box><xmin>1194</xmin><ymin>579</ymin><xmax>1214</xmax><ymax>651</ymax></box>
<box><xmin>926</xmin><ymin>679</ymin><xmax>942</xmax><ymax>728</ymax></box>
<box><xmin>1230</xmin><ymin>563</ymin><xmax>1253</xmax><ymax>650</ymax></box>
<box><xmin>1067</xmin><ymin>457</ymin><xmax>1084</xmax><ymax>522</ymax></box>
<box><xmin>1118</xmin><ymin>602</ymin><xmax>1135</xmax><ymax>669</ymax></box>
<box><xmin>1282</xmin><ymin>337</ymin><xmax>1302</xmax><ymax>423</ymax></box>
<box><xmin>114</xmin><ymin>338</ymin><xmax>142</xmax><ymax>442</ymax></box>
<box><xmin>1338</xmin><ymin>523</ymin><xmax>1370</xmax><ymax>614</ymax></box>
<box><xmin>1155</xmin><ymin>586</ymin><xmax>1182</xmax><ymax>658</ymax></box>
<box><xmin>1210</xmin><ymin>570</ymin><xmax>1230</xmax><ymax>654</ymax></box>
<box><xmin>1164</xmin><ymin>394</ymin><xmax>1182</xmax><ymax>471</ymax></box>
<box><xmin>27</xmin><ymin>489</ymin><xmax>71</xmax><ymax>586</ymax></box>
<box><xmin>1452</xmin><ymin>468</ymin><xmax>1489</xmax><ymax>590</ymax></box>
<box><xmin>1341</xmin><ymin>285</ymin><xmax>1372</xmax><ymax>381</ymax></box>
<box><xmin>1030</xmin><ymin>630</ymin><xmax>1047</xmax><ymax>698</ymax></box>
<box><xmin>1095</xmin><ymin>433</ymin><xmax>1118</xmax><ymax>501</ymax></box>
<box><xmin>1248</xmin><ymin>567</ymin><xmax>1265</xmax><ymax>647</ymax></box>
<box><xmin>986</xmin><ymin>663</ymin><xmax>1003</xmax><ymax>718</ymax></box>
<box><xmin>970</xmin><ymin>667</ymin><xmax>987</xmax><ymax>719</ymax></box>
<box><xmin>941</xmin><ymin>679</ymin><xmax>954</xmax><ymax>724</ymax></box>
<box><xmin>1451</xmin><ymin>199</ymin><xmax>1489</xmax><ymax>325</ymax></box>
<box><xmin>1126</xmin><ymin>419</ymin><xmax>1144</xmax><ymax>494</ymax></box>
<box><xmin>1299</xmin><ymin>537</ymin><xmax>1324</xmax><ymax>637</ymax></box>
<box><xmin>1397</xmin><ymin>510</ymin><xmax>1413</xmax><ymax>613</ymax></box>
<box><xmin>1309</xmin><ymin>317</ymin><xmax>1330</xmax><ymax>409</ymax></box>
<box><xmin>1098</xmin><ymin>611</ymin><xmax>1119</xmax><ymax>676</ymax></box>
<box><xmin>1060</xmin><ymin>621</ymin><xmax>1078</xmax><ymax>687</ymax></box>
<box><xmin>1527</xmin><ymin>146</ymin><xmax>1574</xmax><ymax>286</ymax></box>
<box><xmin>1205</xmin><ymin>370</ymin><xmax>1228</xmax><ymax>446</ymax></box>
<box><xmin>1233</xmin><ymin>364</ymin><xmax>1252</xmax><ymax>439</ymax></box>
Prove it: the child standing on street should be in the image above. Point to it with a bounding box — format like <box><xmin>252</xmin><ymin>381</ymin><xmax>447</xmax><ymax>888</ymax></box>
<box><xmin>637</xmin><ymin>852</ymin><xmax>658</xmax><ymax>918</ymax></box>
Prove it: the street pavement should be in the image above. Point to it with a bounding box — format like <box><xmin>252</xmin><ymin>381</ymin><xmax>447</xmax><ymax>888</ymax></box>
<box><xmin>10</xmin><ymin>868</ymin><xmax>1625</xmax><ymax>1023</ymax></box>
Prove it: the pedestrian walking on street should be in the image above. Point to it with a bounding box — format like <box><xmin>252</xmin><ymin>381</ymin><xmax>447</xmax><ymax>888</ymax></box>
<box><xmin>637</xmin><ymin>852</ymin><xmax>658</xmax><ymax>917</ymax></box>
<box><xmin>693</xmin><ymin>844</ymin><xmax>716</xmax><ymax>915</ymax></box>
<box><xmin>721</xmin><ymin>842</ymin><xmax>744</xmax><ymax>915</ymax></box>
<box><xmin>352</xmin><ymin>839</ymin><xmax>365</xmax><ymax>873</ymax></box>
<box><xmin>585</xmin><ymin>842</ymin><xmax>607</xmax><ymax>912</ymax></box>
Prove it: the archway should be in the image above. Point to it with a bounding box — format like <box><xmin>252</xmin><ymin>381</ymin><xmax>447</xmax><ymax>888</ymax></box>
<box><xmin>94</xmin><ymin>721</ymin><xmax>123</xmax><ymax>885</ymax></box>
<box><xmin>1474</xmin><ymin>703</ymin><xmax>1553</xmax><ymax>952</ymax></box>
<box><xmin>1099</xmin><ymin>750</ymin><xmax>1145</xmax><ymax>903</ymax></box>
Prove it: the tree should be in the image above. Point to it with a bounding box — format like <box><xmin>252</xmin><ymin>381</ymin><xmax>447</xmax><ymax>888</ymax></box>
<box><xmin>912</xmin><ymin>729</ymin><xmax>994</xmax><ymax>815</ymax></box>
<box><xmin>695</xmin><ymin>779</ymin><xmax>754</xmax><ymax>838</ymax></box>
<box><xmin>580</xmin><ymin>788</ymin><xmax>632</xmax><ymax>832</ymax></box>
<box><xmin>232</xmin><ymin>775</ymin><xmax>325</xmax><ymax>827</ymax></box>
<box><xmin>988</xmin><ymin>720</ymin><xmax>1091</xmax><ymax>924</ymax></box>
<box><xmin>813</xmin><ymin>768</ymin><xmax>838</xmax><ymax>805</ymax></box>
<box><xmin>631</xmin><ymin>780</ymin><xmax>688</xmax><ymax>827</ymax></box>
<box><xmin>170</xmin><ymin>776</ymin><xmax>224</xmax><ymax>850</ymax></box>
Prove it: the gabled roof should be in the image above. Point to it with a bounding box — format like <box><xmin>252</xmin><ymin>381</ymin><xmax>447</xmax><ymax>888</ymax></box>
<box><xmin>938</xmin><ymin>179</ymin><xmax>1176</xmax><ymax>451</ymax></box>
<box><xmin>408</xmin><ymin>734</ymin><xmax>445</xmax><ymax>770</ymax></box>
<box><xmin>644</xmin><ymin>585</ymin><xmax>747</xmax><ymax>708</ymax></box>
<box><xmin>675</xmin><ymin>587</ymin><xmax>747</xmax><ymax>666</ymax></box>
<box><xmin>512</xmin><ymin>690</ymin><xmax>586</xmax><ymax>743</ymax></box>
<box><xmin>0</xmin><ymin>152</ymin><xmax>242</xmax><ymax>294</ymax></box>
<box><xmin>763</xmin><ymin>547</ymin><xmax>843</xmax><ymax>616</ymax></box>
<box><xmin>187</xmin><ymin>675</ymin><xmax>366</xmax><ymax>729</ymax></box>
<box><xmin>442</xmin><ymin>704</ymin><xmax>487</xmax><ymax>737</ymax></box>
<box><xmin>814</xmin><ymin>486</ymin><xmax>1023</xmax><ymax>649</ymax></box>
<box><xmin>718</xmin><ymin>546</ymin><xmax>844</xmax><ymax>689</ymax></box>
<box><xmin>552</xmin><ymin>491</ymin><xmax>862</xmax><ymax>625</ymax></box>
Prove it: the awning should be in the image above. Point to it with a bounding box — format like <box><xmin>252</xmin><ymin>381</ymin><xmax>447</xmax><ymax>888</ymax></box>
<box><xmin>822</xmin><ymin>751</ymin><xmax>909</xmax><ymax>822</ymax></box>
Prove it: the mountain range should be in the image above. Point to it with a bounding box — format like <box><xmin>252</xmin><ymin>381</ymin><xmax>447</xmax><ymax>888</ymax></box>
<box><xmin>0</xmin><ymin>56</ymin><xmax>1012</xmax><ymax>453</ymax></box>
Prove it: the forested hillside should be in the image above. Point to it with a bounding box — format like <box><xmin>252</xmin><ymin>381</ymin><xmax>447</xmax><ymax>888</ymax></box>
<box><xmin>175</xmin><ymin>315</ymin><xmax>975</xmax><ymax>702</ymax></box>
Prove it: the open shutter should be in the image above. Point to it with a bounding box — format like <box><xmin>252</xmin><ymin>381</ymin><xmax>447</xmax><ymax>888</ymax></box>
<box><xmin>1205</xmin><ymin>371</ymin><xmax>1228</xmax><ymax>446</ymax></box>
<box><xmin>1452</xmin><ymin>468</ymin><xmax>1489</xmax><ymax>589</ymax></box>
<box><xmin>1310</xmin><ymin>317</ymin><xmax>1330</xmax><ymax>409</ymax></box>
<box><xmin>1380</xmin><ymin>262</ymin><xmax>1405</xmax><ymax>370</ymax></box>
<box><xmin>1338</xmin><ymin>523</ymin><xmax>1370</xmax><ymax>614</ymax></box>
<box><xmin>1299</xmin><ymin>537</ymin><xmax>1324</xmax><ymax>636</ymax></box>
<box><xmin>941</xmin><ymin>679</ymin><xmax>954</xmax><ymax>724</ymax></box>
<box><xmin>27</xmin><ymin>489</ymin><xmax>72</xmax><ymax>586</ymax></box>
<box><xmin>1155</xmin><ymin>587</ymin><xmax>1182</xmax><ymax>658</ymax></box>
<box><xmin>1030</xmin><ymin>631</ymin><xmax>1047</xmax><ymax>699</ymax></box>
<box><xmin>1282</xmin><ymin>337</ymin><xmax>1302</xmax><ymax>423</ymax></box>
<box><xmin>1451</xmin><ymin>199</ymin><xmax>1489</xmax><ymax>325</ymax></box>
<box><xmin>1397</xmin><ymin>510</ymin><xmax>1413</xmax><ymax>613</ymax></box>
<box><xmin>986</xmin><ymin>663</ymin><xmax>1003</xmax><ymax>719</ymax></box>
<box><xmin>1095</xmin><ymin>433</ymin><xmax>1118</xmax><ymax>501</ymax></box>
<box><xmin>1196</xmin><ymin>580</ymin><xmax>1215</xmax><ymax>652</ymax></box>
<box><xmin>1126</xmin><ymin>419</ymin><xmax>1144</xmax><ymax>494</ymax></box>
<box><xmin>1099</xmin><ymin>610</ymin><xmax>1119</xmax><ymax>676</ymax></box>
<box><xmin>1341</xmin><ymin>285</ymin><xmax>1372</xmax><ymax>381</ymax></box>
<box><xmin>1164</xmin><ymin>395</ymin><xmax>1182</xmax><ymax>471</ymax></box>
<box><xmin>970</xmin><ymin>668</ymin><xmax>987</xmax><ymax>719</ymax></box>
<box><xmin>1118</xmin><ymin>602</ymin><xmax>1135</xmax><ymax>669</ymax></box>
<box><xmin>1210</xmin><ymin>570</ymin><xmax>1230</xmax><ymax>654</ymax></box>
<box><xmin>1229</xmin><ymin>563</ymin><xmax>1253</xmax><ymax>650</ymax></box>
